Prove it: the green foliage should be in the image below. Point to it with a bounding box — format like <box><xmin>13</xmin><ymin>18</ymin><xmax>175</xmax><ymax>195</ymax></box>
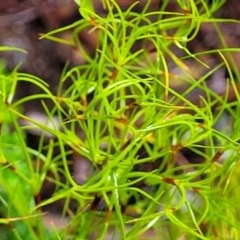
<box><xmin>1</xmin><ymin>0</ymin><xmax>240</xmax><ymax>239</ymax></box>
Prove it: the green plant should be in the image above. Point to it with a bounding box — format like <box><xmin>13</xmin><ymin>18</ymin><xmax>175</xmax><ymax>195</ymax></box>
<box><xmin>0</xmin><ymin>57</ymin><xmax>47</xmax><ymax>239</ymax></box>
<box><xmin>1</xmin><ymin>0</ymin><xmax>240</xmax><ymax>239</ymax></box>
